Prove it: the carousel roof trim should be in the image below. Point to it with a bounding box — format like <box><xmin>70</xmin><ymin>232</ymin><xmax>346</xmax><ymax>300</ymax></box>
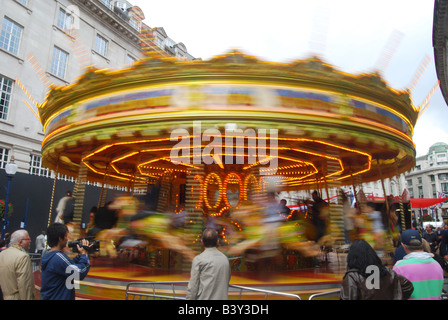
<box><xmin>38</xmin><ymin>50</ymin><xmax>419</xmax><ymax>129</ymax></box>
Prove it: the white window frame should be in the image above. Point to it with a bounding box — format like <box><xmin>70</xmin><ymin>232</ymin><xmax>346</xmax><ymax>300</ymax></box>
<box><xmin>95</xmin><ymin>34</ymin><xmax>108</xmax><ymax>57</ymax></box>
<box><xmin>0</xmin><ymin>147</ymin><xmax>10</xmax><ymax>169</ymax></box>
<box><xmin>29</xmin><ymin>154</ymin><xmax>51</xmax><ymax>177</ymax></box>
<box><xmin>126</xmin><ymin>54</ymin><xmax>136</xmax><ymax>65</ymax></box>
<box><xmin>0</xmin><ymin>76</ymin><xmax>14</xmax><ymax>121</ymax></box>
<box><xmin>57</xmin><ymin>7</ymin><xmax>74</xmax><ymax>31</ymax></box>
<box><xmin>50</xmin><ymin>46</ymin><xmax>68</xmax><ymax>79</ymax></box>
<box><xmin>0</xmin><ymin>17</ymin><xmax>23</xmax><ymax>55</ymax></box>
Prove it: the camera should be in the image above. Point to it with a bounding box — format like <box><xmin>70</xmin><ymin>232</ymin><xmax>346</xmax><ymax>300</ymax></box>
<box><xmin>68</xmin><ymin>237</ymin><xmax>100</xmax><ymax>254</ymax></box>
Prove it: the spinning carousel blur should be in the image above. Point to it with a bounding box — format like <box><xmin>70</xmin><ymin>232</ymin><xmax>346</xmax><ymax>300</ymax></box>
<box><xmin>36</xmin><ymin>49</ymin><xmax>420</xmax><ymax>299</ymax></box>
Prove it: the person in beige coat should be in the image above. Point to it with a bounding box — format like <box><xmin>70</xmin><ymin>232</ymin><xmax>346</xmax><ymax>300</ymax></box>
<box><xmin>0</xmin><ymin>230</ymin><xmax>35</xmax><ymax>300</ymax></box>
<box><xmin>186</xmin><ymin>228</ymin><xmax>231</xmax><ymax>300</ymax></box>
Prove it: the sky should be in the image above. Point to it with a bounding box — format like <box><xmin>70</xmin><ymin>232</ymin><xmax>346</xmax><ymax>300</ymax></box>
<box><xmin>131</xmin><ymin>0</ymin><xmax>448</xmax><ymax>157</ymax></box>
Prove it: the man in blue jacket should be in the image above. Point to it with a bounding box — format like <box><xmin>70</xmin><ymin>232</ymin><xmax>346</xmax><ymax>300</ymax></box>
<box><xmin>40</xmin><ymin>223</ymin><xmax>91</xmax><ymax>300</ymax></box>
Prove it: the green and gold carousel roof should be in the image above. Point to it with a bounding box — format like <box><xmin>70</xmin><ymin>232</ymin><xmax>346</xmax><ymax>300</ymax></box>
<box><xmin>38</xmin><ymin>50</ymin><xmax>420</xmax><ymax>189</ymax></box>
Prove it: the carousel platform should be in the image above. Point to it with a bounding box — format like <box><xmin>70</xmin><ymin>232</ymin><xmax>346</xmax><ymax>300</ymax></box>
<box><xmin>34</xmin><ymin>251</ymin><xmax>347</xmax><ymax>300</ymax></box>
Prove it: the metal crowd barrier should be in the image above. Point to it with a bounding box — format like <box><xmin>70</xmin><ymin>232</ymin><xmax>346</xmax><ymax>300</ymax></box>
<box><xmin>308</xmin><ymin>289</ymin><xmax>341</xmax><ymax>300</ymax></box>
<box><xmin>125</xmin><ymin>281</ymin><xmax>302</xmax><ymax>300</ymax></box>
<box><xmin>29</xmin><ymin>253</ymin><xmax>41</xmax><ymax>272</ymax></box>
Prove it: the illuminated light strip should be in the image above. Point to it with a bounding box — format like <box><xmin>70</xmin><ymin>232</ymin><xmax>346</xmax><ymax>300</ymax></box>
<box><xmin>15</xmin><ymin>78</ymin><xmax>40</xmax><ymax>109</ymax></box>
<box><xmin>274</xmin><ymin>138</ymin><xmax>373</xmax><ymax>163</ymax></box>
<box><xmin>418</xmin><ymin>81</ymin><xmax>440</xmax><ymax>118</ymax></box>
<box><xmin>243</xmin><ymin>174</ymin><xmax>259</xmax><ymax>200</ymax></box>
<box><xmin>257</xmin><ymin>150</ymin><xmax>343</xmax><ymax>179</ymax></box>
<box><xmin>65</xmin><ymin>29</ymin><xmax>91</xmax><ymax>68</ymax></box>
<box><xmin>286</xmin><ymin>164</ymin><xmax>372</xmax><ymax>187</ymax></box>
<box><xmin>408</xmin><ymin>54</ymin><xmax>432</xmax><ymax>92</ymax></box>
<box><xmin>281</xmin><ymin>171</ymin><xmax>319</xmax><ymax>183</ymax></box>
<box><xmin>136</xmin><ymin>157</ymin><xmax>170</xmax><ymax>175</ymax></box>
<box><xmin>193</xmin><ymin>174</ymin><xmax>204</xmax><ymax>209</ymax></box>
<box><xmin>209</xmin><ymin>206</ymin><xmax>230</xmax><ymax>218</ymax></box>
<box><xmin>83</xmin><ymin>162</ymin><xmax>130</xmax><ymax>182</ymax></box>
<box><xmin>203</xmin><ymin>173</ymin><xmax>223</xmax><ymax>210</ymax></box>
<box><xmin>25</xmin><ymin>53</ymin><xmax>53</xmax><ymax>88</ymax></box>
<box><xmin>23</xmin><ymin>100</ymin><xmax>41</xmax><ymax>121</ymax></box>
<box><xmin>140</xmin><ymin>165</ymin><xmax>189</xmax><ymax>173</ymax></box>
<box><xmin>108</xmin><ymin>164</ymin><xmax>146</xmax><ymax>182</ymax></box>
<box><xmin>111</xmin><ymin>151</ymin><xmax>140</xmax><ymax>163</ymax></box>
<box><xmin>76</xmin><ymin>137</ymin><xmax>363</xmax><ymax>182</ymax></box>
<box><xmin>374</xmin><ymin>29</ymin><xmax>405</xmax><ymax>73</ymax></box>
<box><xmin>242</xmin><ymin>156</ymin><xmax>275</xmax><ymax>171</ymax></box>
<box><xmin>108</xmin><ymin>163</ymin><xmax>147</xmax><ymax>183</ymax></box>
<box><xmin>72</xmin><ymin>131</ymin><xmax>372</xmax><ymax>183</ymax></box>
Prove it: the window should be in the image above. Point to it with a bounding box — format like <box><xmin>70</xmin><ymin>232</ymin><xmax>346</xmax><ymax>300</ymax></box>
<box><xmin>442</xmin><ymin>183</ymin><xmax>448</xmax><ymax>194</ymax></box>
<box><xmin>0</xmin><ymin>148</ymin><xmax>10</xmax><ymax>169</ymax></box>
<box><xmin>418</xmin><ymin>186</ymin><xmax>424</xmax><ymax>198</ymax></box>
<box><xmin>50</xmin><ymin>46</ymin><xmax>68</xmax><ymax>79</ymax></box>
<box><xmin>409</xmin><ymin>188</ymin><xmax>414</xmax><ymax>198</ymax></box>
<box><xmin>99</xmin><ymin>0</ymin><xmax>113</xmax><ymax>10</ymax></box>
<box><xmin>95</xmin><ymin>34</ymin><xmax>108</xmax><ymax>56</ymax></box>
<box><xmin>439</xmin><ymin>173</ymin><xmax>448</xmax><ymax>180</ymax></box>
<box><xmin>0</xmin><ymin>17</ymin><xmax>23</xmax><ymax>55</ymax></box>
<box><xmin>57</xmin><ymin>8</ymin><xmax>74</xmax><ymax>31</ymax></box>
<box><xmin>29</xmin><ymin>155</ymin><xmax>51</xmax><ymax>177</ymax></box>
<box><xmin>430</xmin><ymin>175</ymin><xmax>435</xmax><ymax>182</ymax></box>
<box><xmin>126</xmin><ymin>54</ymin><xmax>136</xmax><ymax>65</ymax></box>
<box><xmin>0</xmin><ymin>76</ymin><xmax>13</xmax><ymax>120</ymax></box>
<box><xmin>418</xmin><ymin>177</ymin><xmax>422</xmax><ymax>184</ymax></box>
<box><xmin>16</xmin><ymin>0</ymin><xmax>28</xmax><ymax>5</ymax></box>
<box><xmin>407</xmin><ymin>179</ymin><xmax>413</xmax><ymax>186</ymax></box>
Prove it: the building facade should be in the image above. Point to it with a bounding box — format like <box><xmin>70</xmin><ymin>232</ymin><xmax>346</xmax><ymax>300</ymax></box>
<box><xmin>0</xmin><ymin>0</ymin><xmax>195</xmax><ymax>243</ymax></box>
<box><xmin>405</xmin><ymin>142</ymin><xmax>448</xmax><ymax>221</ymax></box>
<box><xmin>1</xmin><ymin>0</ymin><xmax>196</xmax><ymax>175</ymax></box>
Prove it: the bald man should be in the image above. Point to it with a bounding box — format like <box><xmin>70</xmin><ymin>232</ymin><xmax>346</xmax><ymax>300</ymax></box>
<box><xmin>186</xmin><ymin>228</ymin><xmax>231</xmax><ymax>300</ymax></box>
<box><xmin>0</xmin><ymin>230</ymin><xmax>35</xmax><ymax>300</ymax></box>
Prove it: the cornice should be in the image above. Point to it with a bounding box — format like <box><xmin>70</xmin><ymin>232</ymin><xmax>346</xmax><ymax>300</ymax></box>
<box><xmin>74</xmin><ymin>0</ymin><xmax>140</xmax><ymax>45</ymax></box>
<box><xmin>433</xmin><ymin>0</ymin><xmax>448</xmax><ymax>106</ymax></box>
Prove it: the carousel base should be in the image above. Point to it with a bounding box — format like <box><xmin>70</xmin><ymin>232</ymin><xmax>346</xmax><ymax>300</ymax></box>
<box><xmin>34</xmin><ymin>251</ymin><xmax>346</xmax><ymax>300</ymax></box>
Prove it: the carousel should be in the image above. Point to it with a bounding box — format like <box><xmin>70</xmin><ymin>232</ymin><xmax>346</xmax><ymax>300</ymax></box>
<box><xmin>36</xmin><ymin>50</ymin><xmax>420</xmax><ymax>298</ymax></box>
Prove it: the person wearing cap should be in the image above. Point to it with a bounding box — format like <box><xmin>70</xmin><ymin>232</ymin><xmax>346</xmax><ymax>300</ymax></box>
<box><xmin>393</xmin><ymin>229</ymin><xmax>444</xmax><ymax>300</ymax></box>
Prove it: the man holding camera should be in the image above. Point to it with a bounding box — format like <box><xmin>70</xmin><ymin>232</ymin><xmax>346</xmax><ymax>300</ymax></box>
<box><xmin>40</xmin><ymin>223</ymin><xmax>91</xmax><ymax>300</ymax></box>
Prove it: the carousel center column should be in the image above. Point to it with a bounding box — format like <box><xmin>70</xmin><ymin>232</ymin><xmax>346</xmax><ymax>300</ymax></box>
<box><xmin>71</xmin><ymin>155</ymin><xmax>89</xmax><ymax>240</ymax></box>
<box><xmin>185</xmin><ymin>164</ymin><xmax>205</xmax><ymax>252</ymax></box>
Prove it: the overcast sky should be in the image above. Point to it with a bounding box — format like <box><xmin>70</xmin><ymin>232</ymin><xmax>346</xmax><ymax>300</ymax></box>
<box><xmin>131</xmin><ymin>0</ymin><xmax>448</xmax><ymax>157</ymax></box>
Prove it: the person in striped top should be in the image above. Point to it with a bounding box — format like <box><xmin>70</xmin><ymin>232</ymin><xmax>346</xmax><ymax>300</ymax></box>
<box><xmin>393</xmin><ymin>229</ymin><xmax>444</xmax><ymax>300</ymax></box>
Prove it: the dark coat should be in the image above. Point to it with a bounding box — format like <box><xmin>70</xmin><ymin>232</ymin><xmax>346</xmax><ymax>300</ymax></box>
<box><xmin>340</xmin><ymin>267</ymin><xmax>414</xmax><ymax>300</ymax></box>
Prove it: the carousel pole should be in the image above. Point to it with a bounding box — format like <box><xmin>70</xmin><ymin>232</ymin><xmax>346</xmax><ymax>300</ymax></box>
<box><xmin>350</xmin><ymin>169</ymin><xmax>358</xmax><ymax>205</ymax></box>
<box><xmin>395</xmin><ymin>159</ymin><xmax>406</xmax><ymax>231</ymax></box>
<box><xmin>47</xmin><ymin>158</ymin><xmax>59</xmax><ymax>228</ymax></box>
<box><xmin>324</xmin><ymin>150</ymin><xmax>343</xmax><ymax>244</ymax></box>
<box><xmin>322</xmin><ymin>164</ymin><xmax>330</xmax><ymax>204</ymax></box>
<box><xmin>97</xmin><ymin>163</ymin><xmax>110</xmax><ymax>208</ymax></box>
<box><xmin>72</xmin><ymin>155</ymin><xmax>89</xmax><ymax>239</ymax></box>
<box><xmin>377</xmin><ymin>159</ymin><xmax>390</xmax><ymax>213</ymax></box>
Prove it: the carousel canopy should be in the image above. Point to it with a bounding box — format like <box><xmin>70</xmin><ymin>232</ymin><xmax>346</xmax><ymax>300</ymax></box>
<box><xmin>38</xmin><ymin>50</ymin><xmax>420</xmax><ymax>190</ymax></box>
